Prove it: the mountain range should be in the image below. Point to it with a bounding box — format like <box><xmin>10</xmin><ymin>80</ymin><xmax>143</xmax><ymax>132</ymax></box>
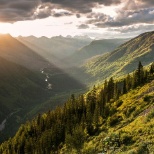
<box><xmin>17</xmin><ymin>35</ymin><xmax>92</xmax><ymax>61</ymax></box>
<box><xmin>67</xmin><ymin>38</ymin><xmax>129</xmax><ymax>66</ymax></box>
<box><xmin>0</xmin><ymin>31</ymin><xmax>154</xmax><ymax>152</ymax></box>
<box><xmin>83</xmin><ymin>31</ymin><xmax>154</xmax><ymax>84</ymax></box>
<box><xmin>0</xmin><ymin>34</ymin><xmax>86</xmax><ymax>141</ymax></box>
<box><xmin>1</xmin><ymin>54</ymin><xmax>154</xmax><ymax>153</ymax></box>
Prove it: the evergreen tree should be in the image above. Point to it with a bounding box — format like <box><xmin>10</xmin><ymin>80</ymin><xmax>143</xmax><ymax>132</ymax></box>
<box><xmin>107</xmin><ymin>77</ymin><xmax>114</xmax><ymax>102</ymax></box>
<box><xmin>132</xmin><ymin>61</ymin><xmax>144</xmax><ymax>87</ymax></box>
<box><xmin>137</xmin><ymin>61</ymin><xmax>144</xmax><ymax>85</ymax></box>
<box><xmin>114</xmin><ymin>82</ymin><xmax>120</xmax><ymax>100</ymax></box>
<box><xmin>123</xmin><ymin>79</ymin><xmax>127</xmax><ymax>94</ymax></box>
<box><xmin>126</xmin><ymin>74</ymin><xmax>132</xmax><ymax>91</ymax></box>
<box><xmin>150</xmin><ymin>62</ymin><xmax>154</xmax><ymax>74</ymax></box>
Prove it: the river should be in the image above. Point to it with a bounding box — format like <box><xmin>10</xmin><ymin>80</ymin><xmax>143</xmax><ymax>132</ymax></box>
<box><xmin>0</xmin><ymin>109</ymin><xmax>21</xmax><ymax>131</ymax></box>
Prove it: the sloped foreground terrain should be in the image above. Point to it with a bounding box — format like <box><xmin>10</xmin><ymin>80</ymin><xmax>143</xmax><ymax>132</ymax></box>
<box><xmin>0</xmin><ymin>62</ymin><xmax>154</xmax><ymax>154</ymax></box>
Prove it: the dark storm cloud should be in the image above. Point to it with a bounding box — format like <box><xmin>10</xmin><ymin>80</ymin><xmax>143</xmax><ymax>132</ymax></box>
<box><xmin>0</xmin><ymin>0</ymin><xmax>40</xmax><ymax>22</ymax></box>
<box><xmin>41</xmin><ymin>0</ymin><xmax>121</xmax><ymax>13</ymax></box>
<box><xmin>53</xmin><ymin>11</ymin><xmax>72</xmax><ymax>17</ymax></box>
<box><xmin>78</xmin><ymin>24</ymin><xmax>89</xmax><ymax>29</ymax></box>
<box><xmin>33</xmin><ymin>3</ymin><xmax>72</xmax><ymax>19</ymax></box>
<box><xmin>1</xmin><ymin>0</ymin><xmax>154</xmax><ymax>26</ymax></box>
<box><xmin>0</xmin><ymin>0</ymin><xmax>122</xmax><ymax>22</ymax></box>
<box><xmin>97</xmin><ymin>8</ymin><xmax>154</xmax><ymax>28</ymax></box>
<box><xmin>86</xmin><ymin>13</ymin><xmax>113</xmax><ymax>26</ymax></box>
<box><xmin>85</xmin><ymin>0</ymin><xmax>154</xmax><ymax>29</ymax></box>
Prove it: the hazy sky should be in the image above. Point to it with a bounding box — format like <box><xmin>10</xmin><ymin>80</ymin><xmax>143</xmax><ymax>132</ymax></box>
<box><xmin>0</xmin><ymin>0</ymin><xmax>154</xmax><ymax>38</ymax></box>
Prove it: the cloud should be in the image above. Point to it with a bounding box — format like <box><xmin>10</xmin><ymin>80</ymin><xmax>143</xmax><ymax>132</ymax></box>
<box><xmin>0</xmin><ymin>0</ymin><xmax>122</xmax><ymax>22</ymax></box>
<box><xmin>64</xmin><ymin>22</ymin><xmax>73</xmax><ymax>25</ymax></box>
<box><xmin>41</xmin><ymin>0</ymin><xmax>122</xmax><ymax>13</ymax></box>
<box><xmin>76</xmin><ymin>14</ymin><xmax>81</xmax><ymax>18</ymax></box>
<box><xmin>53</xmin><ymin>11</ymin><xmax>72</xmax><ymax>17</ymax></box>
<box><xmin>0</xmin><ymin>0</ymin><xmax>154</xmax><ymax>26</ymax></box>
<box><xmin>123</xmin><ymin>0</ymin><xmax>138</xmax><ymax>11</ymax></box>
<box><xmin>78</xmin><ymin>24</ymin><xmax>89</xmax><ymax>29</ymax></box>
<box><xmin>85</xmin><ymin>0</ymin><xmax>154</xmax><ymax>29</ymax></box>
<box><xmin>0</xmin><ymin>0</ymin><xmax>40</xmax><ymax>22</ymax></box>
<box><xmin>94</xmin><ymin>9</ymin><xmax>154</xmax><ymax>28</ymax></box>
<box><xmin>110</xmin><ymin>24</ymin><xmax>154</xmax><ymax>33</ymax></box>
<box><xmin>85</xmin><ymin>13</ymin><xmax>113</xmax><ymax>26</ymax></box>
<box><xmin>137</xmin><ymin>0</ymin><xmax>154</xmax><ymax>7</ymax></box>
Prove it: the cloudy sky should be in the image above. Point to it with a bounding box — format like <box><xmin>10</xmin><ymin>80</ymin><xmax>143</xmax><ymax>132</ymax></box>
<box><xmin>0</xmin><ymin>0</ymin><xmax>154</xmax><ymax>38</ymax></box>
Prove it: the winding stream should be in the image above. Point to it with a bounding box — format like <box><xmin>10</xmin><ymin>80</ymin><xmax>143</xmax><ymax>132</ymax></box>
<box><xmin>0</xmin><ymin>109</ymin><xmax>21</xmax><ymax>131</ymax></box>
<box><xmin>41</xmin><ymin>68</ymin><xmax>52</xmax><ymax>90</ymax></box>
<box><xmin>0</xmin><ymin>69</ymin><xmax>52</xmax><ymax>132</ymax></box>
<box><xmin>0</xmin><ymin>119</ymin><xmax>7</xmax><ymax>131</ymax></box>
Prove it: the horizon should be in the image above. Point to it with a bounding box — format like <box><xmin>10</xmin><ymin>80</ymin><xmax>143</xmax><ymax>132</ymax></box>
<box><xmin>0</xmin><ymin>0</ymin><xmax>154</xmax><ymax>39</ymax></box>
<box><xmin>0</xmin><ymin>32</ymin><xmax>134</xmax><ymax>40</ymax></box>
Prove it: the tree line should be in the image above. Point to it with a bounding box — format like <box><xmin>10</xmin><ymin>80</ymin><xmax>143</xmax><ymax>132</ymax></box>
<box><xmin>0</xmin><ymin>62</ymin><xmax>154</xmax><ymax>154</ymax></box>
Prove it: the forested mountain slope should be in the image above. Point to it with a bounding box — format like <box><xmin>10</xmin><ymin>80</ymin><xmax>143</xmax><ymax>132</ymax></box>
<box><xmin>1</xmin><ymin>62</ymin><xmax>154</xmax><ymax>153</ymax></box>
<box><xmin>0</xmin><ymin>56</ymin><xmax>49</xmax><ymax>142</ymax></box>
<box><xmin>0</xmin><ymin>35</ymin><xmax>86</xmax><ymax>143</ymax></box>
<box><xmin>0</xmin><ymin>34</ymin><xmax>49</xmax><ymax>71</ymax></box>
<box><xmin>67</xmin><ymin>38</ymin><xmax>129</xmax><ymax>66</ymax></box>
<box><xmin>17</xmin><ymin>35</ymin><xmax>92</xmax><ymax>60</ymax></box>
<box><xmin>0</xmin><ymin>34</ymin><xmax>85</xmax><ymax>90</ymax></box>
<box><xmin>83</xmin><ymin>31</ymin><xmax>154</xmax><ymax>84</ymax></box>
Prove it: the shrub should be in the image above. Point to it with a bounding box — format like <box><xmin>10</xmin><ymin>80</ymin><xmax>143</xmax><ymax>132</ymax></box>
<box><xmin>120</xmin><ymin>133</ymin><xmax>133</xmax><ymax>145</ymax></box>
<box><xmin>116</xmin><ymin>100</ymin><xmax>123</xmax><ymax>108</ymax></box>
<box><xmin>136</xmin><ymin>143</ymin><xmax>149</xmax><ymax>154</ymax></box>
<box><xmin>146</xmin><ymin>109</ymin><xmax>154</xmax><ymax>122</ymax></box>
<box><xmin>125</xmin><ymin>106</ymin><xmax>136</xmax><ymax>117</ymax></box>
<box><xmin>109</xmin><ymin>106</ymin><xmax>117</xmax><ymax>116</ymax></box>
<box><xmin>107</xmin><ymin>116</ymin><xmax>120</xmax><ymax>127</ymax></box>
<box><xmin>132</xmin><ymin>108</ymin><xmax>141</xmax><ymax>117</ymax></box>
<box><xmin>143</xmin><ymin>95</ymin><xmax>151</xmax><ymax>102</ymax></box>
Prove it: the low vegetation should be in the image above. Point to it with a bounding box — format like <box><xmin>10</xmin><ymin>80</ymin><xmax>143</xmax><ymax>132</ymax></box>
<box><xmin>0</xmin><ymin>61</ymin><xmax>154</xmax><ymax>154</ymax></box>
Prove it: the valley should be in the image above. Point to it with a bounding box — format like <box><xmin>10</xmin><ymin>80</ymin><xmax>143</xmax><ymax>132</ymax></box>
<box><xmin>1</xmin><ymin>0</ymin><xmax>154</xmax><ymax>153</ymax></box>
<box><xmin>1</xmin><ymin>60</ymin><xmax>154</xmax><ymax>153</ymax></box>
<box><xmin>0</xmin><ymin>31</ymin><xmax>154</xmax><ymax>153</ymax></box>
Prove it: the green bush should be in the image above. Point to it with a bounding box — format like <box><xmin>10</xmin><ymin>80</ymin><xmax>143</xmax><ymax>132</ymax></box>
<box><xmin>143</xmin><ymin>95</ymin><xmax>151</xmax><ymax>102</ymax></box>
<box><xmin>136</xmin><ymin>143</ymin><xmax>149</xmax><ymax>154</ymax></box>
<box><xmin>116</xmin><ymin>100</ymin><xmax>123</xmax><ymax>108</ymax></box>
<box><xmin>121</xmin><ymin>133</ymin><xmax>133</xmax><ymax>145</ymax></box>
<box><xmin>125</xmin><ymin>106</ymin><xmax>136</xmax><ymax>117</ymax></box>
<box><xmin>107</xmin><ymin>116</ymin><xmax>120</xmax><ymax>127</ymax></box>
<box><xmin>132</xmin><ymin>108</ymin><xmax>141</xmax><ymax>117</ymax></box>
<box><xmin>146</xmin><ymin>109</ymin><xmax>154</xmax><ymax>122</ymax></box>
<box><xmin>110</xmin><ymin>106</ymin><xmax>117</xmax><ymax>116</ymax></box>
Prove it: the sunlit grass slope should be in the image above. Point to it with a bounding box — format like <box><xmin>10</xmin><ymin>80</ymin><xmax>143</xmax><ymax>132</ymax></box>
<box><xmin>82</xmin><ymin>80</ymin><xmax>154</xmax><ymax>153</ymax></box>
<box><xmin>83</xmin><ymin>31</ymin><xmax>154</xmax><ymax>84</ymax></box>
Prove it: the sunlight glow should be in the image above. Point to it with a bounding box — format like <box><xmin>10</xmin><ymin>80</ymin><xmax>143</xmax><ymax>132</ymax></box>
<box><xmin>0</xmin><ymin>23</ymin><xmax>12</xmax><ymax>34</ymax></box>
<box><xmin>0</xmin><ymin>16</ymin><xmax>93</xmax><ymax>37</ymax></box>
<box><xmin>92</xmin><ymin>4</ymin><xmax>124</xmax><ymax>17</ymax></box>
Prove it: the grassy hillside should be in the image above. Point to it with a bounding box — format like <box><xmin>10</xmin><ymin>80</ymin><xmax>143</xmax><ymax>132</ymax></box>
<box><xmin>83</xmin><ymin>31</ymin><xmax>154</xmax><ymax>84</ymax></box>
<box><xmin>82</xmin><ymin>78</ymin><xmax>154</xmax><ymax>153</ymax></box>
<box><xmin>66</xmin><ymin>38</ymin><xmax>129</xmax><ymax>66</ymax></box>
<box><xmin>0</xmin><ymin>62</ymin><xmax>153</xmax><ymax>154</ymax></box>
